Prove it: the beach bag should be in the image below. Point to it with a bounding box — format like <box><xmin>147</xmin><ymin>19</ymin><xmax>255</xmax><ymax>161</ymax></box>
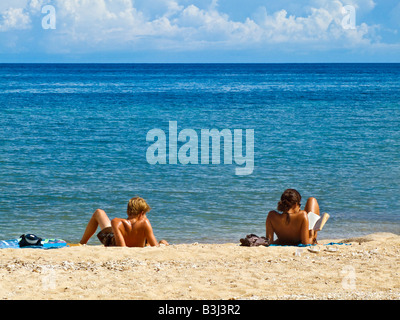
<box><xmin>240</xmin><ymin>234</ymin><xmax>270</xmax><ymax>247</ymax></box>
<box><xmin>19</xmin><ymin>234</ymin><xmax>43</xmax><ymax>247</ymax></box>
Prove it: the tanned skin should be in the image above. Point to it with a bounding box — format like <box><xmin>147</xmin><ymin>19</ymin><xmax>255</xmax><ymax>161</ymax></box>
<box><xmin>266</xmin><ymin>197</ymin><xmax>320</xmax><ymax>245</ymax></box>
<box><xmin>111</xmin><ymin>212</ymin><xmax>159</xmax><ymax>247</ymax></box>
<box><xmin>80</xmin><ymin>209</ymin><xmax>168</xmax><ymax>247</ymax></box>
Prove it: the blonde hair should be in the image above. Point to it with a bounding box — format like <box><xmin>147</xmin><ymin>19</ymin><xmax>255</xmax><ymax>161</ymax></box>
<box><xmin>127</xmin><ymin>197</ymin><xmax>151</xmax><ymax>217</ymax></box>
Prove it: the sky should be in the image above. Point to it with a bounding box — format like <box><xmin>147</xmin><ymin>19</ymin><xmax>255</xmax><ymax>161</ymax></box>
<box><xmin>0</xmin><ymin>0</ymin><xmax>399</xmax><ymax>63</ymax></box>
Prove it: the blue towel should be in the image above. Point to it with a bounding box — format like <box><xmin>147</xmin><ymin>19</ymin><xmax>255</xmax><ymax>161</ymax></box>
<box><xmin>0</xmin><ymin>238</ymin><xmax>67</xmax><ymax>249</ymax></box>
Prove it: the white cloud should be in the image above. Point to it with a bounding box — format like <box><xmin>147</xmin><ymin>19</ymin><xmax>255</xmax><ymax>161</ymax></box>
<box><xmin>0</xmin><ymin>0</ymin><xmax>29</xmax><ymax>12</ymax></box>
<box><xmin>0</xmin><ymin>7</ymin><xmax>31</xmax><ymax>31</ymax></box>
<box><xmin>0</xmin><ymin>0</ymin><xmax>389</xmax><ymax>53</ymax></box>
<box><xmin>312</xmin><ymin>0</ymin><xmax>376</xmax><ymax>12</ymax></box>
<box><xmin>54</xmin><ymin>0</ymin><xmax>380</xmax><ymax>48</ymax></box>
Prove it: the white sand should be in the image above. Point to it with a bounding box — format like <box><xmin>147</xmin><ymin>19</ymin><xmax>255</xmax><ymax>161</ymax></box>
<box><xmin>1</xmin><ymin>232</ymin><xmax>399</xmax><ymax>300</ymax></box>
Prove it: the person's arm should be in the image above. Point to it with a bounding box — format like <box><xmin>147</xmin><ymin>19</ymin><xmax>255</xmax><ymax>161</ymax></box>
<box><xmin>111</xmin><ymin>218</ymin><xmax>126</xmax><ymax>247</ymax></box>
<box><xmin>265</xmin><ymin>211</ymin><xmax>276</xmax><ymax>244</ymax></box>
<box><xmin>144</xmin><ymin>219</ymin><xmax>158</xmax><ymax>247</ymax></box>
<box><xmin>300</xmin><ymin>212</ymin><xmax>312</xmax><ymax>245</ymax></box>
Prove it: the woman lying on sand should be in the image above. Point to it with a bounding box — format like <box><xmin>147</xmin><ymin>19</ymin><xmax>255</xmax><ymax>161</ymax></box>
<box><xmin>266</xmin><ymin>189</ymin><xmax>320</xmax><ymax>245</ymax></box>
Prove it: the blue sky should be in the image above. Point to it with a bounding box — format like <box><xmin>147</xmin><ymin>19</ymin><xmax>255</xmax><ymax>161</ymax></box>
<box><xmin>0</xmin><ymin>0</ymin><xmax>399</xmax><ymax>62</ymax></box>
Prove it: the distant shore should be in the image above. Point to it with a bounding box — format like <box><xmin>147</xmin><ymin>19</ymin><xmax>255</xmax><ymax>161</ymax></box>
<box><xmin>1</xmin><ymin>232</ymin><xmax>399</xmax><ymax>300</ymax></box>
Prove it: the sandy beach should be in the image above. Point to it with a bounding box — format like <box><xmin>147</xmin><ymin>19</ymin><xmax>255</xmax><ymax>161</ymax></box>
<box><xmin>0</xmin><ymin>232</ymin><xmax>399</xmax><ymax>300</ymax></box>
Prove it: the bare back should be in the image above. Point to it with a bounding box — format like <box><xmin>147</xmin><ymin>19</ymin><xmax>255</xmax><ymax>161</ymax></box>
<box><xmin>111</xmin><ymin>215</ymin><xmax>158</xmax><ymax>247</ymax></box>
<box><xmin>266</xmin><ymin>210</ymin><xmax>310</xmax><ymax>245</ymax></box>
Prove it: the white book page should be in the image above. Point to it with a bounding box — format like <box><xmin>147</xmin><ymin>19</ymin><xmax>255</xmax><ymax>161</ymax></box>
<box><xmin>308</xmin><ymin>212</ymin><xmax>320</xmax><ymax>230</ymax></box>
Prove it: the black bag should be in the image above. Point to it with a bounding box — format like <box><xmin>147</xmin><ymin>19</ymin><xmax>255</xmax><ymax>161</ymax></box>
<box><xmin>19</xmin><ymin>234</ymin><xmax>43</xmax><ymax>247</ymax></box>
<box><xmin>240</xmin><ymin>234</ymin><xmax>270</xmax><ymax>247</ymax></box>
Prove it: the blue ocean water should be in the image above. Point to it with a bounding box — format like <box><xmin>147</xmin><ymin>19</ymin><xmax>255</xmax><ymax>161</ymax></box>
<box><xmin>0</xmin><ymin>63</ymin><xmax>399</xmax><ymax>244</ymax></box>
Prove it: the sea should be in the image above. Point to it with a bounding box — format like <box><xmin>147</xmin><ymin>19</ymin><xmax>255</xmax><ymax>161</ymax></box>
<box><xmin>0</xmin><ymin>63</ymin><xmax>399</xmax><ymax>244</ymax></box>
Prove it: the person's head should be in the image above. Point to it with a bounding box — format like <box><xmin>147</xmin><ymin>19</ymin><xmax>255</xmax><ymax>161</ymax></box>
<box><xmin>277</xmin><ymin>189</ymin><xmax>301</xmax><ymax>213</ymax></box>
<box><xmin>127</xmin><ymin>197</ymin><xmax>151</xmax><ymax>218</ymax></box>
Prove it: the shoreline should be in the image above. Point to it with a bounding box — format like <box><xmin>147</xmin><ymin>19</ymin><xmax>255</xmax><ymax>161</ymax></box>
<box><xmin>1</xmin><ymin>232</ymin><xmax>399</xmax><ymax>300</ymax></box>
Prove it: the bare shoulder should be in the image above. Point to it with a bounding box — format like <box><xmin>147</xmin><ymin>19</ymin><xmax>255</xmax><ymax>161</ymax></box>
<box><xmin>112</xmin><ymin>218</ymin><xmax>130</xmax><ymax>231</ymax></box>
<box><xmin>299</xmin><ymin>210</ymin><xmax>309</xmax><ymax>220</ymax></box>
<box><xmin>267</xmin><ymin>210</ymin><xmax>279</xmax><ymax>217</ymax></box>
<box><xmin>136</xmin><ymin>216</ymin><xmax>153</xmax><ymax>229</ymax></box>
<box><xmin>111</xmin><ymin>217</ymin><xmax>123</xmax><ymax>226</ymax></box>
<box><xmin>266</xmin><ymin>210</ymin><xmax>279</xmax><ymax>221</ymax></box>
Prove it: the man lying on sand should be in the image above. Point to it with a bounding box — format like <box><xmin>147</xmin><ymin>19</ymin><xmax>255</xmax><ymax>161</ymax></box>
<box><xmin>266</xmin><ymin>189</ymin><xmax>320</xmax><ymax>245</ymax></box>
<box><xmin>80</xmin><ymin>197</ymin><xmax>168</xmax><ymax>247</ymax></box>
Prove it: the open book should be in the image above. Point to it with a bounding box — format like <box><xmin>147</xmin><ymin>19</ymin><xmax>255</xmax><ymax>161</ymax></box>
<box><xmin>308</xmin><ymin>212</ymin><xmax>330</xmax><ymax>231</ymax></box>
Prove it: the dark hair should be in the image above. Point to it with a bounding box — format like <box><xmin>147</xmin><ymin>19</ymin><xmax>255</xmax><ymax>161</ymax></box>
<box><xmin>277</xmin><ymin>189</ymin><xmax>301</xmax><ymax>224</ymax></box>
